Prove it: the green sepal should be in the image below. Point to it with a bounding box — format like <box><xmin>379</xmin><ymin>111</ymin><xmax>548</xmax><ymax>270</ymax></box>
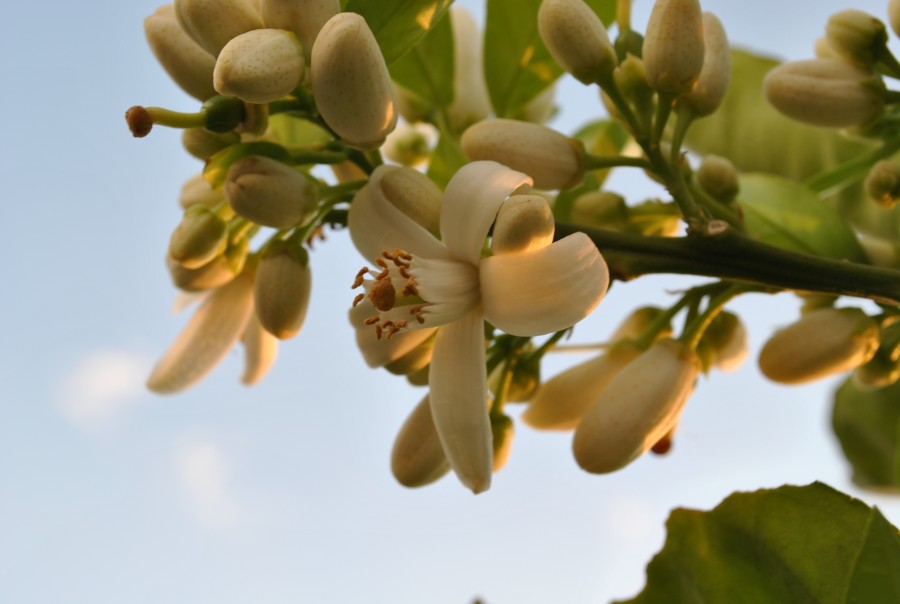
<box><xmin>201</xmin><ymin>95</ymin><xmax>245</xmax><ymax>133</ymax></box>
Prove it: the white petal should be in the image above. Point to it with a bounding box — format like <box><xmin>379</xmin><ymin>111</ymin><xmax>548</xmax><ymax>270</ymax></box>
<box><xmin>148</xmin><ymin>272</ymin><xmax>255</xmax><ymax>394</ymax></box>
<box><xmin>241</xmin><ymin>312</ymin><xmax>279</xmax><ymax>385</ymax></box>
<box><xmin>480</xmin><ymin>233</ymin><xmax>609</xmax><ymax>336</ymax></box>
<box><xmin>348</xmin><ymin>167</ymin><xmax>448</xmax><ymax>262</ymax></box>
<box><xmin>350</xmin><ymin>300</ymin><xmax>437</xmax><ymax>367</ymax></box>
<box><xmin>441</xmin><ymin>161</ymin><xmax>532</xmax><ymax>264</ymax></box>
<box><xmin>428</xmin><ymin>309</ymin><xmax>492</xmax><ymax>494</ymax></box>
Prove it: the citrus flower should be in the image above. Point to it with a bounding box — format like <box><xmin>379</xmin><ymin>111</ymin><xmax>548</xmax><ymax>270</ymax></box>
<box><xmin>349</xmin><ymin>160</ymin><xmax>609</xmax><ymax>493</ymax></box>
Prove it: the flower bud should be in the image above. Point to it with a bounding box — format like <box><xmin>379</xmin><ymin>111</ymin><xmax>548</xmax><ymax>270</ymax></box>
<box><xmin>890</xmin><ymin>0</ymin><xmax>900</xmax><ymax>39</ymax></box>
<box><xmin>758</xmin><ymin>308</ymin><xmax>880</xmax><ymax>384</ymax></box>
<box><xmin>865</xmin><ymin>160</ymin><xmax>900</xmax><ymax>208</ymax></box>
<box><xmin>447</xmin><ymin>6</ymin><xmax>491</xmax><ymax>131</ymax></box>
<box><xmin>241</xmin><ymin>312</ymin><xmax>279</xmax><ymax>385</ymax></box>
<box><xmin>224</xmin><ymin>155</ymin><xmax>318</xmax><ymax>228</ymax></box>
<box><xmin>181</xmin><ymin>128</ymin><xmax>240</xmax><ymax>160</ymax></box>
<box><xmin>384</xmin><ymin>334</ymin><xmax>435</xmax><ymax>376</ymax></box>
<box><xmin>491</xmin><ymin>414</ymin><xmax>515</xmax><ymax>472</ymax></box>
<box><xmin>144</xmin><ymin>4</ymin><xmax>217</xmax><ymax>101</ymax></box>
<box><xmin>260</xmin><ymin>0</ymin><xmax>339</xmax><ymax>62</ymax></box>
<box><xmin>537</xmin><ymin>0</ymin><xmax>617</xmax><ymax>84</ymax></box>
<box><xmin>679</xmin><ymin>12</ymin><xmax>730</xmax><ymax>116</ymax></box>
<box><xmin>696</xmin><ymin>154</ymin><xmax>739</xmax><ymax>202</ymax></box>
<box><xmin>214</xmin><ymin>29</ymin><xmax>305</xmax><ymax>104</ymax></box>
<box><xmin>853</xmin><ymin>350</ymin><xmax>900</xmax><ymax>390</ymax></box>
<box><xmin>523</xmin><ymin>342</ymin><xmax>642</xmax><ymax>431</ymax></box>
<box><xmin>612</xmin><ymin>54</ymin><xmax>654</xmax><ymax>112</ymax></box>
<box><xmin>375</xmin><ymin>165</ymin><xmax>442</xmax><ymax>235</ymax></box>
<box><xmin>573</xmin><ymin>338</ymin><xmax>700</xmax><ymax>473</ymax></box>
<box><xmin>825</xmin><ymin>9</ymin><xmax>888</xmax><ymax>67</ymax></box>
<box><xmin>814</xmin><ymin>37</ymin><xmax>836</xmax><ymax>59</ymax></box>
<box><xmin>612</xmin><ymin>306</ymin><xmax>670</xmax><ymax>341</ymax></box>
<box><xmin>382</xmin><ymin>123</ymin><xmax>432</xmax><ymax>167</ymax></box>
<box><xmin>702</xmin><ymin>311</ymin><xmax>748</xmax><ymax>372</ymax></box>
<box><xmin>169</xmin><ymin>205</ymin><xmax>229</xmax><ymax>268</ymax></box>
<box><xmin>147</xmin><ymin>270</ymin><xmax>255</xmax><ymax>393</ymax></box>
<box><xmin>179</xmin><ymin>173</ymin><xmax>224</xmax><ymax>209</ymax></box>
<box><xmin>167</xmin><ymin>237</ymin><xmax>248</xmax><ymax>291</ymax></box>
<box><xmin>763</xmin><ymin>58</ymin><xmax>884</xmax><ymax>128</ymax></box>
<box><xmin>391</xmin><ymin>396</ymin><xmax>451</xmax><ymax>488</ymax></box>
<box><xmin>570</xmin><ymin>191</ymin><xmax>629</xmax><ymax>230</ymax></box>
<box><xmin>174</xmin><ymin>0</ymin><xmax>264</xmax><ymax>56</ymax></box>
<box><xmin>311</xmin><ymin>13</ymin><xmax>398</xmax><ymax>149</ymax></box>
<box><xmin>461</xmin><ymin>119</ymin><xmax>585</xmax><ymax>190</ymax></box>
<box><xmin>491</xmin><ymin>195</ymin><xmax>555</xmax><ymax>255</ymax></box>
<box><xmin>643</xmin><ymin>0</ymin><xmax>705</xmax><ymax>95</ymax></box>
<box><xmin>253</xmin><ymin>241</ymin><xmax>312</xmax><ymax>339</ymax></box>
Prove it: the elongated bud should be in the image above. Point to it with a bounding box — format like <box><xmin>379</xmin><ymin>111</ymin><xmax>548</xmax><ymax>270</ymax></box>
<box><xmin>373</xmin><ymin>165</ymin><xmax>442</xmax><ymax>235</ymax></box>
<box><xmin>241</xmin><ymin>312</ymin><xmax>279</xmax><ymax>385</ymax></box>
<box><xmin>612</xmin><ymin>54</ymin><xmax>654</xmax><ymax>111</ymax></box>
<box><xmin>311</xmin><ymin>13</ymin><xmax>398</xmax><ymax>149</ymax></box>
<box><xmin>254</xmin><ymin>241</ymin><xmax>312</xmax><ymax>339</ymax></box>
<box><xmin>447</xmin><ymin>6</ymin><xmax>491</xmax><ymax>131</ymax></box>
<box><xmin>182</xmin><ymin>128</ymin><xmax>240</xmax><ymax>160</ymax></box>
<box><xmin>570</xmin><ymin>191</ymin><xmax>629</xmax><ymax>230</ymax></box>
<box><xmin>391</xmin><ymin>396</ymin><xmax>451</xmax><ymax>488</ymax></box>
<box><xmin>461</xmin><ymin>119</ymin><xmax>585</xmax><ymax>190</ymax></box>
<box><xmin>167</xmin><ymin>237</ymin><xmax>248</xmax><ymax>291</ymax></box>
<box><xmin>538</xmin><ymin>0</ymin><xmax>617</xmax><ymax>84</ymax></box>
<box><xmin>260</xmin><ymin>0</ymin><xmax>339</xmax><ymax>62</ymax></box>
<box><xmin>169</xmin><ymin>205</ymin><xmax>229</xmax><ymax>268</ymax></box>
<box><xmin>214</xmin><ymin>29</ymin><xmax>305</xmax><ymax>103</ymax></box>
<box><xmin>174</xmin><ymin>0</ymin><xmax>263</xmax><ymax>56</ymax></box>
<box><xmin>702</xmin><ymin>311</ymin><xmax>748</xmax><ymax>372</ymax></box>
<box><xmin>865</xmin><ymin>160</ymin><xmax>900</xmax><ymax>208</ymax></box>
<box><xmin>643</xmin><ymin>0</ymin><xmax>705</xmax><ymax>95</ymax></box>
<box><xmin>825</xmin><ymin>9</ymin><xmax>888</xmax><ymax>67</ymax></box>
<box><xmin>680</xmin><ymin>12</ymin><xmax>730</xmax><ymax>116</ymax></box>
<box><xmin>763</xmin><ymin>59</ymin><xmax>885</xmax><ymax>128</ymax></box>
<box><xmin>697</xmin><ymin>154</ymin><xmax>739</xmax><ymax>202</ymax></box>
<box><xmin>179</xmin><ymin>173</ymin><xmax>224</xmax><ymax>209</ymax></box>
<box><xmin>759</xmin><ymin>308</ymin><xmax>880</xmax><ymax>384</ymax></box>
<box><xmin>225</xmin><ymin>156</ymin><xmax>318</xmax><ymax>228</ymax></box>
<box><xmin>573</xmin><ymin>339</ymin><xmax>700</xmax><ymax>473</ymax></box>
<box><xmin>145</xmin><ymin>4</ymin><xmax>217</xmax><ymax>101</ymax></box>
<box><xmin>147</xmin><ymin>271</ymin><xmax>255</xmax><ymax>393</ymax></box>
<box><xmin>523</xmin><ymin>342</ymin><xmax>642</xmax><ymax>431</ymax></box>
<box><xmin>491</xmin><ymin>195</ymin><xmax>555</xmax><ymax>255</ymax></box>
<box><xmin>612</xmin><ymin>306</ymin><xmax>670</xmax><ymax>341</ymax></box>
<box><xmin>890</xmin><ymin>0</ymin><xmax>900</xmax><ymax>39</ymax></box>
<box><xmin>491</xmin><ymin>414</ymin><xmax>515</xmax><ymax>472</ymax></box>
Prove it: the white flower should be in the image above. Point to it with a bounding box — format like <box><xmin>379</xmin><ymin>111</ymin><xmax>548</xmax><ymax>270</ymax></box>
<box><xmin>349</xmin><ymin>160</ymin><xmax>609</xmax><ymax>492</ymax></box>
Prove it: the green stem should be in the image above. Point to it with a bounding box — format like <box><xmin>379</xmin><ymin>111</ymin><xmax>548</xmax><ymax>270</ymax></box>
<box><xmin>680</xmin><ymin>285</ymin><xmax>752</xmax><ymax>350</ymax></box>
<box><xmin>806</xmin><ymin>137</ymin><xmax>900</xmax><ymax>196</ymax></box>
<box><xmin>597</xmin><ymin>73</ymin><xmax>645</xmax><ymax>140</ymax></box>
<box><xmin>145</xmin><ymin>107</ymin><xmax>206</xmax><ymax>129</ymax></box>
<box><xmin>554</xmin><ymin>222</ymin><xmax>900</xmax><ymax>305</ymax></box>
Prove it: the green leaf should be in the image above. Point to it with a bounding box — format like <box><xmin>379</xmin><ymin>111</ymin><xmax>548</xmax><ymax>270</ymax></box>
<box><xmin>833</xmin><ymin>377</ymin><xmax>900</xmax><ymax>492</ymax></box>
<box><xmin>737</xmin><ymin>173</ymin><xmax>867</xmax><ymax>262</ymax></box>
<box><xmin>389</xmin><ymin>10</ymin><xmax>455</xmax><ymax>110</ymax></box>
<box><xmin>618</xmin><ymin>482</ymin><xmax>900</xmax><ymax>604</ymax></box>
<box><xmin>344</xmin><ymin>0</ymin><xmax>454</xmax><ymax>65</ymax></box>
<box><xmin>483</xmin><ymin>0</ymin><xmax>615</xmax><ymax>118</ymax></box>
<box><xmin>266</xmin><ymin>115</ymin><xmax>333</xmax><ymax>147</ymax></box>
<box><xmin>554</xmin><ymin>119</ymin><xmax>631</xmax><ymax>220</ymax></box>
<box><xmin>427</xmin><ymin>133</ymin><xmax>467</xmax><ymax>189</ymax></box>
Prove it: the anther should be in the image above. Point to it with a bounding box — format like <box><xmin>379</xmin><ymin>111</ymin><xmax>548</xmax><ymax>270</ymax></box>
<box><xmin>402</xmin><ymin>280</ymin><xmax>419</xmax><ymax>297</ymax></box>
<box><xmin>352</xmin><ymin>267</ymin><xmax>369</xmax><ymax>289</ymax></box>
<box><xmin>352</xmin><ymin>293</ymin><xmax>365</xmax><ymax>307</ymax></box>
<box><xmin>364</xmin><ymin>316</ymin><xmax>379</xmax><ymax>325</ymax></box>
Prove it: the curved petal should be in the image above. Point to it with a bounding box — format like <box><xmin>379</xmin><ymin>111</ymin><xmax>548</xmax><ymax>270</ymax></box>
<box><xmin>350</xmin><ymin>300</ymin><xmax>437</xmax><ymax>367</ymax></box>
<box><xmin>241</xmin><ymin>312</ymin><xmax>279</xmax><ymax>385</ymax></box>
<box><xmin>428</xmin><ymin>309</ymin><xmax>492</xmax><ymax>494</ymax></box>
<box><xmin>441</xmin><ymin>161</ymin><xmax>532</xmax><ymax>264</ymax></box>
<box><xmin>348</xmin><ymin>167</ymin><xmax>448</xmax><ymax>262</ymax></box>
<box><xmin>148</xmin><ymin>272</ymin><xmax>255</xmax><ymax>394</ymax></box>
<box><xmin>480</xmin><ymin>233</ymin><xmax>609</xmax><ymax>336</ymax></box>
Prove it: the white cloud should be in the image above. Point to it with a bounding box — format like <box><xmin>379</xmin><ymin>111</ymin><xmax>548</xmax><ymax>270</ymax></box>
<box><xmin>59</xmin><ymin>350</ymin><xmax>150</xmax><ymax>430</ymax></box>
<box><xmin>175</xmin><ymin>439</ymin><xmax>241</xmax><ymax>530</ymax></box>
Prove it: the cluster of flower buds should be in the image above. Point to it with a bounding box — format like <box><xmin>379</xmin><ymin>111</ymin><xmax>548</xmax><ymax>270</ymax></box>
<box><xmin>764</xmin><ymin>8</ymin><xmax>893</xmax><ymax>129</ymax></box>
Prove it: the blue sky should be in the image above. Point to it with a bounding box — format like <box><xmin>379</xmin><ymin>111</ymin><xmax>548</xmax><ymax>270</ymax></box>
<box><xmin>2</xmin><ymin>1</ymin><xmax>898</xmax><ymax>603</ymax></box>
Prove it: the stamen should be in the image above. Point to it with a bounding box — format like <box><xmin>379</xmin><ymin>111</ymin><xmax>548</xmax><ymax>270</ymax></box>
<box><xmin>352</xmin><ymin>267</ymin><xmax>368</xmax><ymax>289</ymax></box>
<box><xmin>364</xmin><ymin>316</ymin><xmax>379</xmax><ymax>325</ymax></box>
<box><xmin>352</xmin><ymin>293</ymin><xmax>365</xmax><ymax>307</ymax></box>
<box><xmin>402</xmin><ymin>279</ymin><xmax>419</xmax><ymax>297</ymax></box>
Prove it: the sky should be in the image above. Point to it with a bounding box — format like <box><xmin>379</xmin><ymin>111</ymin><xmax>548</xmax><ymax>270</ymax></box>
<box><xmin>1</xmin><ymin>1</ymin><xmax>898</xmax><ymax>603</ymax></box>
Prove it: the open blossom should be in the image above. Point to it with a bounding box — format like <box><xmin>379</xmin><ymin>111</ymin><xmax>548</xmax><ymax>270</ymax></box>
<box><xmin>349</xmin><ymin>161</ymin><xmax>609</xmax><ymax>492</ymax></box>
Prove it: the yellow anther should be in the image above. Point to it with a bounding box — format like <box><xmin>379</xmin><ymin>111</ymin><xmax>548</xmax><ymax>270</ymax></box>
<box><xmin>352</xmin><ymin>293</ymin><xmax>365</xmax><ymax>307</ymax></box>
<box><xmin>352</xmin><ymin>267</ymin><xmax>369</xmax><ymax>289</ymax></box>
